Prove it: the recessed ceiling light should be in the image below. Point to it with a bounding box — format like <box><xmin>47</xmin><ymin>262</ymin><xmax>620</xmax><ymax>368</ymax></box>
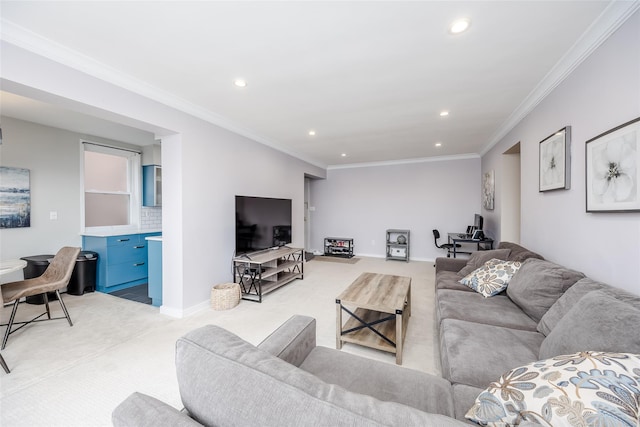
<box><xmin>233</xmin><ymin>79</ymin><xmax>247</xmax><ymax>88</ymax></box>
<box><xmin>308</xmin><ymin>130</ymin><xmax>316</xmax><ymax>136</ymax></box>
<box><xmin>440</xmin><ymin>111</ymin><xmax>449</xmax><ymax>117</ymax></box>
<box><xmin>449</xmin><ymin>18</ymin><xmax>471</xmax><ymax>35</ymax></box>
<box><xmin>435</xmin><ymin>142</ymin><xmax>442</xmax><ymax>147</ymax></box>
<box><xmin>341</xmin><ymin>153</ymin><xmax>347</xmax><ymax>157</ymax></box>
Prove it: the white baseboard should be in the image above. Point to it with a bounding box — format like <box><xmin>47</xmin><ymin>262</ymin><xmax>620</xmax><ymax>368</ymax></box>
<box><xmin>159</xmin><ymin>299</ymin><xmax>210</xmax><ymax>318</ymax></box>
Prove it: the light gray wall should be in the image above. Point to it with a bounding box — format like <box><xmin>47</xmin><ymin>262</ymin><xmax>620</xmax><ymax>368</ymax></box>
<box><xmin>0</xmin><ymin>116</ymin><xmax>153</xmax><ymax>272</ymax></box>
<box><xmin>0</xmin><ymin>117</ymin><xmax>82</xmax><ymax>264</ymax></box>
<box><xmin>309</xmin><ymin>157</ymin><xmax>481</xmax><ymax>261</ymax></box>
<box><xmin>481</xmin><ymin>10</ymin><xmax>640</xmax><ymax>294</ymax></box>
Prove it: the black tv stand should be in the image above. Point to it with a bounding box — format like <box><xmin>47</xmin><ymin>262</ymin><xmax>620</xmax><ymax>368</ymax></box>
<box><xmin>324</xmin><ymin>237</ymin><xmax>354</xmax><ymax>258</ymax></box>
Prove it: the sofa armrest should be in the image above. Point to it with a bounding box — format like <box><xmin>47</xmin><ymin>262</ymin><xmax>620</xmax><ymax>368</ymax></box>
<box><xmin>435</xmin><ymin>257</ymin><xmax>467</xmax><ymax>274</ymax></box>
<box><xmin>112</xmin><ymin>392</ymin><xmax>202</xmax><ymax>427</ymax></box>
<box><xmin>258</xmin><ymin>315</ymin><xmax>316</xmax><ymax>367</ymax></box>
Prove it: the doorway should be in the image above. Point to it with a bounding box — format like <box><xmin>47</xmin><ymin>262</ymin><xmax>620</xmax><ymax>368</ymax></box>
<box><xmin>501</xmin><ymin>143</ymin><xmax>521</xmax><ymax>243</ymax></box>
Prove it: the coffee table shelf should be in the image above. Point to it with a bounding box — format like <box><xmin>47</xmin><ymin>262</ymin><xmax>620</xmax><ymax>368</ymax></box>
<box><xmin>341</xmin><ymin>308</ymin><xmax>407</xmax><ymax>353</ymax></box>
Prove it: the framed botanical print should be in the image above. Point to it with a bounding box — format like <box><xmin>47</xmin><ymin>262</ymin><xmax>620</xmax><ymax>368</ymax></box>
<box><xmin>586</xmin><ymin>117</ymin><xmax>640</xmax><ymax>212</ymax></box>
<box><xmin>539</xmin><ymin>127</ymin><xmax>571</xmax><ymax>192</ymax></box>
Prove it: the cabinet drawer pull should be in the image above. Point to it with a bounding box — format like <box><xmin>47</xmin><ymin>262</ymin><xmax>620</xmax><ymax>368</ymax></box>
<box><xmin>117</xmin><ymin>238</ymin><xmax>130</xmax><ymax>242</ymax></box>
<box><xmin>134</xmin><ymin>262</ymin><xmax>146</xmax><ymax>267</ymax></box>
<box><xmin>133</xmin><ymin>245</ymin><xmax>145</xmax><ymax>249</ymax></box>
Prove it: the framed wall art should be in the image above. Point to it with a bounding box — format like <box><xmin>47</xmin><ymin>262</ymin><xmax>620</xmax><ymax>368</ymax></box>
<box><xmin>586</xmin><ymin>117</ymin><xmax>640</xmax><ymax>212</ymax></box>
<box><xmin>0</xmin><ymin>166</ymin><xmax>31</xmax><ymax>228</ymax></box>
<box><xmin>483</xmin><ymin>170</ymin><xmax>494</xmax><ymax>210</ymax></box>
<box><xmin>539</xmin><ymin>126</ymin><xmax>571</xmax><ymax>192</ymax></box>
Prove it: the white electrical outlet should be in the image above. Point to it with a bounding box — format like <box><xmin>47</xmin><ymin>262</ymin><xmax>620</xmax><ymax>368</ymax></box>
<box><xmin>49</xmin><ymin>211</ymin><xmax>58</xmax><ymax>220</ymax></box>
<box><xmin>371</xmin><ymin>240</ymin><xmax>375</xmax><ymax>246</ymax></box>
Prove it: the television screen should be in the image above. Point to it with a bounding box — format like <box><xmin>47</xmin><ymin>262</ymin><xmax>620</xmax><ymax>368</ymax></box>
<box><xmin>235</xmin><ymin>196</ymin><xmax>292</xmax><ymax>255</ymax></box>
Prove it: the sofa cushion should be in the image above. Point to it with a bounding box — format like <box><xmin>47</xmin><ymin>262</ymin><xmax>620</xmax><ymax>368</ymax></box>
<box><xmin>436</xmin><ymin>271</ymin><xmax>474</xmax><ymax>292</ymax></box>
<box><xmin>539</xmin><ymin>290</ymin><xmax>640</xmax><ymax>359</ymax></box>
<box><xmin>112</xmin><ymin>392</ymin><xmax>202</xmax><ymax>427</ymax></box>
<box><xmin>451</xmin><ymin>384</ymin><xmax>484</xmax><ymax>424</ymax></box>
<box><xmin>300</xmin><ymin>346</ymin><xmax>455</xmax><ymax>417</ymax></box>
<box><xmin>439</xmin><ymin>319</ymin><xmax>544</xmax><ymax>389</ymax></box>
<box><xmin>537</xmin><ymin>277</ymin><xmax>609</xmax><ymax>336</ymax></box>
<box><xmin>457</xmin><ymin>249</ymin><xmax>511</xmax><ymax>277</ymax></box>
<box><xmin>496</xmin><ymin>241</ymin><xmax>545</xmax><ymax>262</ymax></box>
<box><xmin>506</xmin><ymin>259</ymin><xmax>585</xmax><ymax>323</ymax></box>
<box><xmin>436</xmin><ymin>290</ymin><xmax>537</xmax><ymax>331</ymax></box>
<box><xmin>459</xmin><ymin>259</ymin><xmax>522</xmax><ymax>297</ymax></box>
<box><xmin>176</xmin><ymin>325</ymin><xmax>466</xmax><ymax>427</ymax></box>
<box><xmin>466</xmin><ymin>351</ymin><xmax>640</xmax><ymax>427</ymax></box>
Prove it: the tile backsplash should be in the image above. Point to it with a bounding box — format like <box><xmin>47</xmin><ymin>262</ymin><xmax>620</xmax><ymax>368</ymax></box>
<box><xmin>141</xmin><ymin>206</ymin><xmax>162</xmax><ymax>230</ymax></box>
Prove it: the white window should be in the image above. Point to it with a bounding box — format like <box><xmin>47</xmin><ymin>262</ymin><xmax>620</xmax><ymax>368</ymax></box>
<box><xmin>82</xmin><ymin>142</ymin><xmax>141</xmax><ymax>231</ymax></box>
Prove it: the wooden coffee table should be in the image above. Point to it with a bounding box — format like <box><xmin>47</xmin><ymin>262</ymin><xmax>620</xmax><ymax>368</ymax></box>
<box><xmin>336</xmin><ymin>272</ymin><xmax>411</xmax><ymax>364</ymax></box>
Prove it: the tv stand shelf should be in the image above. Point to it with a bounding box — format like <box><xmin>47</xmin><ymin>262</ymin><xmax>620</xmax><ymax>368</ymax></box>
<box><xmin>232</xmin><ymin>247</ymin><xmax>304</xmax><ymax>303</ymax></box>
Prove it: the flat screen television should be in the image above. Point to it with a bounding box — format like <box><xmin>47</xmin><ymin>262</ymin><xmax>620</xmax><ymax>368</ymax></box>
<box><xmin>235</xmin><ymin>195</ymin><xmax>292</xmax><ymax>255</ymax></box>
<box><xmin>474</xmin><ymin>214</ymin><xmax>484</xmax><ymax>231</ymax></box>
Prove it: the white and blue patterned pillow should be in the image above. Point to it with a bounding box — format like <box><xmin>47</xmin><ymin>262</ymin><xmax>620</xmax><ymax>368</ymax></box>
<box><xmin>466</xmin><ymin>351</ymin><xmax>640</xmax><ymax>427</ymax></box>
<box><xmin>459</xmin><ymin>258</ymin><xmax>522</xmax><ymax>297</ymax></box>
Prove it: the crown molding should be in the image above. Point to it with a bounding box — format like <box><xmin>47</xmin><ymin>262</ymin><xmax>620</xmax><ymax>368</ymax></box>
<box><xmin>480</xmin><ymin>0</ymin><xmax>640</xmax><ymax>156</ymax></box>
<box><xmin>0</xmin><ymin>18</ymin><xmax>328</xmax><ymax>170</ymax></box>
<box><xmin>327</xmin><ymin>153</ymin><xmax>480</xmax><ymax>170</ymax></box>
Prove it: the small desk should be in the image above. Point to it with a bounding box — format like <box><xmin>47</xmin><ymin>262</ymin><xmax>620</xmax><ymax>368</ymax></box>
<box><xmin>447</xmin><ymin>233</ymin><xmax>494</xmax><ymax>258</ymax></box>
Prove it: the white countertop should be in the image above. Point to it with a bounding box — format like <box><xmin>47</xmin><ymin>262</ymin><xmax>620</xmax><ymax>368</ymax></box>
<box><xmin>146</xmin><ymin>236</ymin><xmax>162</xmax><ymax>241</ymax></box>
<box><xmin>0</xmin><ymin>259</ymin><xmax>27</xmax><ymax>276</ymax></box>
<box><xmin>81</xmin><ymin>228</ymin><xmax>162</xmax><ymax>237</ymax></box>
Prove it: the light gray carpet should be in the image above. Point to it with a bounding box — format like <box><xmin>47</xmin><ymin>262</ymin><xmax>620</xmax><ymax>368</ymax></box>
<box><xmin>0</xmin><ymin>256</ymin><xmax>439</xmax><ymax>426</ymax></box>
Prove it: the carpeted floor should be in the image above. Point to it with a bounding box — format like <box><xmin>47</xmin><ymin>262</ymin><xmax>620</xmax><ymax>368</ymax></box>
<box><xmin>0</xmin><ymin>256</ymin><xmax>439</xmax><ymax>426</ymax></box>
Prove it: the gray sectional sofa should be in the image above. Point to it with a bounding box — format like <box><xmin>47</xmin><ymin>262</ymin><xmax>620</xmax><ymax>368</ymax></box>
<box><xmin>113</xmin><ymin>241</ymin><xmax>640</xmax><ymax>426</ymax></box>
<box><xmin>113</xmin><ymin>315</ymin><xmax>466</xmax><ymax>426</ymax></box>
<box><xmin>435</xmin><ymin>241</ymin><xmax>640</xmax><ymax>421</ymax></box>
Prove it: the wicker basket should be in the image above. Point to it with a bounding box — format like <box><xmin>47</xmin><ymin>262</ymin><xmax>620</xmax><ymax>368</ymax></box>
<box><xmin>210</xmin><ymin>283</ymin><xmax>241</xmax><ymax>310</ymax></box>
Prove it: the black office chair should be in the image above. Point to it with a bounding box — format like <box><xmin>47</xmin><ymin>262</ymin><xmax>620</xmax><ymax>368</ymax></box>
<box><xmin>433</xmin><ymin>229</ymin><xmax>461</xmax><ymax>258</ymax></box>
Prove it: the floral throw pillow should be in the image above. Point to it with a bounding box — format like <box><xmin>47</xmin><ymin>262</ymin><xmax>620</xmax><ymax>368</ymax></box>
<box><xmin>459</xmin><ymin>259</ymin><xmax>522</xmax><ymax>297</ymax></box>
<box><xmin>466</xmin><ymin>351</ymin><xmax>640</xmax><ymax>427</ymax></box>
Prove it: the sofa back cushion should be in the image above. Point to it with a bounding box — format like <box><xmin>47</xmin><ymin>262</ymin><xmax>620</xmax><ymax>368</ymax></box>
<box><xmin>537</xmin><ymin>278</ymin><xmax>609</xmax><ymax>335</ymax></box>
<box><xmin>176</xmin><ymin>325</ymin><xmax>466</xmax><ymax>427</ymax></box>
<box><xmin>496</xmin><ymin>241</ymin><xmax>544</xmax><ymax>262</ymax></box>
<box><xmin>539</xmin><ymin>290</ymin><xmax>640</xmax><ymax>359</ymax></box>
<box><xmin>506</xmin><ymin>259</ymin><xmax>584</xmax><ymax>323</ymax></box>
<box><xmin>457</xmin><ymin>249</ymin><xmax>511</xmax><ymax>277</ymax></box>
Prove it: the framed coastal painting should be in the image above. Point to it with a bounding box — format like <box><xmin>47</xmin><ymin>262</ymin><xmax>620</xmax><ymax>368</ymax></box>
<box><xmin>539</xmin><ymin>126</ymin><xmax>571</xmax><ymax>192</ymax></box>
<box><xmin>0</xmin><ymin>166</ymin><xmax>31</xmax><ymax>228</ymax></box>
<box><xmin>586</xmin><ymin>117</ymin><xmax>640</xmax><ymax>212</ymax></box>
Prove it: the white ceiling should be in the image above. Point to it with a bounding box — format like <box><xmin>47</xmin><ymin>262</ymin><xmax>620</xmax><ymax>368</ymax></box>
<box><xmin>0</xmin><ymin>1</ymin><xmax>635</xmax><ymax>167</ymax></box>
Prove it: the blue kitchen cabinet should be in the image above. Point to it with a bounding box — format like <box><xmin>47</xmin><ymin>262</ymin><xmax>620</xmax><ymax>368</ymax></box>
<box><xmin>146</xmin><ymin>237</ymin><xmax>162</xmax><ymax>307</ymax></box>
<box><xmin>143</xmin><ymin>165</ymin><xmax>162</xmax><ymax>207</ymax></box>
<box><xmin>82</xmin><ymin>232</ymin><xmax>161</xmax><ymax>293</ymax></box>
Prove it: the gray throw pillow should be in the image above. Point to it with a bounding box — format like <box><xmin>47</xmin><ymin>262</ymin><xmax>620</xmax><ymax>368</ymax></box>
<box><xmin>497</xmin><ymin>242</ymin><xmax>545</xmax><ymax>262</ymax></box>
<box><xmin>506</xmin><ymin>258</ymin><xmax>584</xmax><ymax>323</ymax></box>
<box><xmin>537</xmin><ymin>278</ymin><xmax>608</xmax><ymax>336</ymax></box>
<box><xmin>539</xmin><ymin>290</ymin><xmax>640</xmax><ymax>359</ymax></box>
<box><xmin>457</xmin><ymin>249</ymin><xmax>511</xmax><ymax>277</ymax></box>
